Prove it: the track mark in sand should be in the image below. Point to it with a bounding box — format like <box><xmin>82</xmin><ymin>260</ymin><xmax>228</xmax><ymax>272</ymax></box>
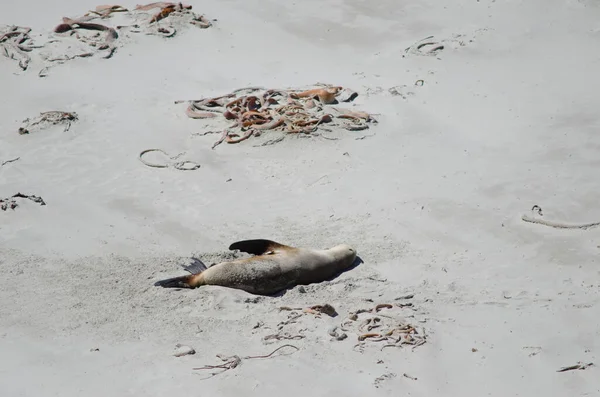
<box><xmin>405</xmin><ymin>36</ymin><xmax>445</xmax><ymax>56</ymax></box>
<box><xmin>374</xmin><ymin>372</ymin><xmax>397</xmax><ymax>388</ymax></box>
<box><xmin>1</xmin><ymin>193</ymin><xmax>46</xmax><ymax>211</ymax></box>
<box><xmin>1</xmin><ymin>157</ymin><xmax>20</xmax><ymax>167</ymax></box>
<box><xmin>404</xmin><ymin>29</ymin><xmax>492</xmax><ymax>57</ymax></box>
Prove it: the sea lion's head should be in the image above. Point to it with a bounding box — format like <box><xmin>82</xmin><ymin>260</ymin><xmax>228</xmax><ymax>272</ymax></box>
<box><xmin>328</xmin><ymin>244</ymin><xmax>357</xmax><ymax>270</ymax></box>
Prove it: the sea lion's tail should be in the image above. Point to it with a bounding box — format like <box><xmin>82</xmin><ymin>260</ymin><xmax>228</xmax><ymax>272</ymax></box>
<box><xmin>154</xmin><ymin>258</ymin><xmax>207</xmax><ymax>289</ymax></box>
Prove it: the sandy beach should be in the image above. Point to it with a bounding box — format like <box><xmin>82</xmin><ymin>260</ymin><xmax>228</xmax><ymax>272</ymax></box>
<box><xmin>1</xmin><ymin>0</ymin><xmax>599</xmax><ymax>395</ymax></box>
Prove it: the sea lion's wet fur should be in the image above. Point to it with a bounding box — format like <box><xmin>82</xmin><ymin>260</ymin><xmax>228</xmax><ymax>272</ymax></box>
<box><xmin>154</xmin><ymin>239</ymin><xmax>357</xmax><ymax>295</ymax></box>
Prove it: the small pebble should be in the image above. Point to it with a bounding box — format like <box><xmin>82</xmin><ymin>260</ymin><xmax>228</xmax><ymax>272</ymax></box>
<box><xmin>315</xmin><ymin>304</ymin><xmax>337</xmax><ymax>317</ymax></box>
<box><xmin>173</xmin><ymin>344</ymin><xmax>196</xmax><ymax>357</ymax></box>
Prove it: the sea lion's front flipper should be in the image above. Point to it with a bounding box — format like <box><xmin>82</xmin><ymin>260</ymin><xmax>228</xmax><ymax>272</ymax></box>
<box><xmin>228</xmin><ymin>239</ymin><xmax>291</xmax><ymax>255</ymax></box>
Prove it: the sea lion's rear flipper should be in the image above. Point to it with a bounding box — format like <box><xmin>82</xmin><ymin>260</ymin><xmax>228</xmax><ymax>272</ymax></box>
<box><xmin>155</xmin><ymin>258</ymin><xmax>206</xmax><ymax>289</ymax></box>
<box><xmin>154</xmin><ymin>275</ymin><xmax>196</xmax><ymax>289</ymax></box>
<box><xmin>228</xmin><ymin>239</ymin><xmax>291</xmax><ymax>256</ymax></box>
<box><xmin>182</xmin><ymin>257</ymin><xmax>207</xmax><ymax>274</ymax></box>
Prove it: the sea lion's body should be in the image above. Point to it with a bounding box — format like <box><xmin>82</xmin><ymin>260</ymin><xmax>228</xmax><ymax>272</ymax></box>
<box><xmin>154</xmin><ymin>239</ymin><xmax>357</xmax><ymax>295</ymax></box>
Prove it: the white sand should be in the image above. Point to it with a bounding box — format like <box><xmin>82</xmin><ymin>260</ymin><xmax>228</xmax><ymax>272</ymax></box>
<box><xmin>1</xmin><ymin>0</ymin><xmax>599</xmax><ymax>395</ymax></box>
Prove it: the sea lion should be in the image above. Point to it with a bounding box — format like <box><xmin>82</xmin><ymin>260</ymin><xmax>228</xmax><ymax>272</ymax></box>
<box><xmin>154</xmin><ymin>239</ymin><xmax>358</xmax><ymax>295</ymax></box>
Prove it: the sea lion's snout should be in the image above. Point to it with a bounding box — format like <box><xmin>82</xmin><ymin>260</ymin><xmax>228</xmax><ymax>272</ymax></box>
<box><xmin>330</xmin><ymin>244</ymin><xmax>357</xmax><ymax>266</ymax></box>
<box><xmin>343</xmin><ymin>244</ymin><xmax>356</xmax><ymax>255</ymax></box>
<box><xmin>348</xmin><ymin>247</ymin><xmax>357</xmax><ymax>261</ymax></box>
